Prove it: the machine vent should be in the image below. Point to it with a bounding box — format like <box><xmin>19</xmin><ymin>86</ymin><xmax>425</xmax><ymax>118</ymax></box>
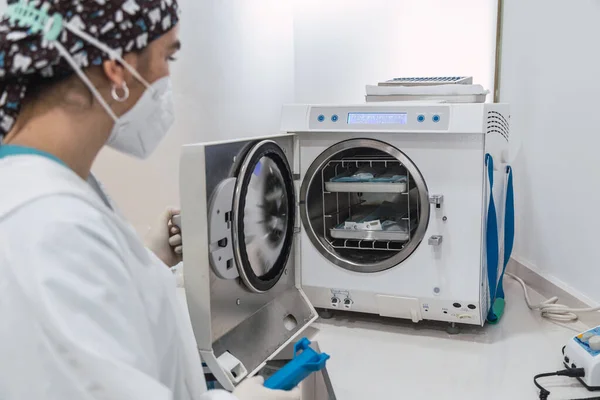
<box><xmin>487</xmin><ymin>111</ymin><xmax>510</xmax><ymax>142</ymax></box>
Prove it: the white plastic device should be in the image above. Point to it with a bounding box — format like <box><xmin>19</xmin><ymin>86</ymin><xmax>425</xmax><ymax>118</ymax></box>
<box><xmin>282</xmin><ymin>102</ymin><xmax>511</xmax><ymax>327</ymax></box>
<box><xmin>178</xmin><ymin>102</ymin><xmax>510</xmax><ymax>390</ymax></box>
<box><xmin>563</xmin><ymin>327</ymin><xmax>600</xmax><ymax>389</ymax></box>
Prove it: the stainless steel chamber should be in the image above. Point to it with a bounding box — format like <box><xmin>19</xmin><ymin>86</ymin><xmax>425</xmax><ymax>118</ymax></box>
<box><xmin>300</xmin><ymin>139</ymin><xmax>430</xmax><ymax>273</ymax></box>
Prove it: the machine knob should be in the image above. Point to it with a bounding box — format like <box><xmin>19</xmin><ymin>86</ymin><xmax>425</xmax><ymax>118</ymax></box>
<box><xmin>590</xmin><ymin>335</ymin><xmax>600</xmax><ymax>351</ymax></box>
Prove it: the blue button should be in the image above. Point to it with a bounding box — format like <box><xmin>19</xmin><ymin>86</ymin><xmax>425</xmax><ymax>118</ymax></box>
<box><xmin>331</xmin><ymin>114</ymin><xmax>339</xmax><ymax>122</ymax></box>
<box><xmin>317</xmin><ymin>115</ymin><xmax>325</xmax><ymax>122</ymax></box>
<box><xmin>432</xmin><ymin>115</ymin><xmax>440</xmax><ymax>123</ymax></box>
<box><xmin>417</xmin><ymin>115</ymin><xmax>425</xmax><ymax>123</ymax></box>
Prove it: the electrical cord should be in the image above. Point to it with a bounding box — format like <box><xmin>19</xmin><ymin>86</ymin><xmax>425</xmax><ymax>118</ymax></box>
<box><xmin>506</xmin><ymin>272</ymin><xmax>600</xmax><ymax>322</ymax></box>
<box><xmin>534</xmin><ymin>368</ymin><xmax>586</xmax><ymax>399</ymax></box>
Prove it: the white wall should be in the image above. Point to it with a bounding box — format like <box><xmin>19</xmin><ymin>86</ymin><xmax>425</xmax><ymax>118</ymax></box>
<box><xmin>96</xmin><ymin>0</ymin><xmax>498</xmax><ymax>234</ymax></box>
<box><xmin>500</xmin><ymin>0</ymin><xmax>600</xmax><ymax>303</ymax></box>
<box><xmin>93</xmin><ymin>1</ymin><xmax>295</xmax><ymax>234</ymax></box>
<box><xmin>293</xmin><ymin>0</ymin><xmax>498</xmax><ymax>103</ymax></box>
<box><xmin>0</xmin><ymin>0</ymin><xmax>498</xmax><ymax>238</ymax></box>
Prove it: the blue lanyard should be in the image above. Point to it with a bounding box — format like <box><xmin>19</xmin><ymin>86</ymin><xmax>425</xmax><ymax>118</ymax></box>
<box><xmin>0</xmin><ymin>144</ymin><xmax>66</xmax><ymax>167</ymax></box>
<box><xmin>485</xmin><ymin>153</ymin><xmax>515</xmax><ymax>324</ymax></box>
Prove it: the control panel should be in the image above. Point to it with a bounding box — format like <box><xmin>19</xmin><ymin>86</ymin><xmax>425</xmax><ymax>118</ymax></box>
<box><xmin>308</xmin><ymin>105</ymin><xmax>450</xmax><ymax>131</ymax></box>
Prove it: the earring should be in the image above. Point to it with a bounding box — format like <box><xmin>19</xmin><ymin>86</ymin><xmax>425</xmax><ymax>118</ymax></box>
<box><xmin>111</xmin><ymin>82</ymin><xmax>130</xmax><ymax>103</ymax></box>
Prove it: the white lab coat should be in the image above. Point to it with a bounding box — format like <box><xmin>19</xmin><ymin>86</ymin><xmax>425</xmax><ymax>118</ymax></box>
<box><xmin>0</xmin><ymin>155</ymin><xmax>236</xmax><ymax>400</ymax></box>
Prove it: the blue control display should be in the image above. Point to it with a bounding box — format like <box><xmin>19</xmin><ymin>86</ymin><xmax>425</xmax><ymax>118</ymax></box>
<box><xmin>417</xmin><ymin>115</ymin><xmax>425</xmax><ymax>123</ymax></box>
<box><xmin>432</xmin><ymin>115</ymin><xmax>440</xmax><ymax>123</ymax></box>
<box><xmin>317</xmin><ymin>115</ymin><xmax>325</xmax><ymax>122</ymax></box>
<box><xmin>331</xmin><ymin>114</ymin><xmax>339</xmax><ymax>122</ymax></box>
<box><xmin>348</xmin><ymin>112</ymin><xmax>408</xmax><ymax>125</ymax></box>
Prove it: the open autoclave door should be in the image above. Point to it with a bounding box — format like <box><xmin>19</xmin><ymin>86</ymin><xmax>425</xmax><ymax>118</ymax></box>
<box><xmin>179</xmin><ymin>135</ymin><xmax>317</xmax><ymax>391</ymax></box>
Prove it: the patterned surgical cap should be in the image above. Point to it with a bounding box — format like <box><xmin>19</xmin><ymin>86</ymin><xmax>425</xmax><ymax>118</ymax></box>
<box><xmin>0</xmin><ymin>0</ymin><xmax>180</xmax><ymax>136</ymax></box>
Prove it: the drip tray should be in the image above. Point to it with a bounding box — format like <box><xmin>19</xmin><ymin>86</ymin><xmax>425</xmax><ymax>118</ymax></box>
<box><xmin>205</xmin><ymin>339</ymin><xmax>337</xmax><ymax>400</ymax></box>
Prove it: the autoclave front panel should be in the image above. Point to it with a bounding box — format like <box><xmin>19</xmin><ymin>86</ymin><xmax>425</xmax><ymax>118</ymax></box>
<box><xmin>296</xmin><ymin>131</ymin><xmax>485</xmax><ymax>324</ymax></box>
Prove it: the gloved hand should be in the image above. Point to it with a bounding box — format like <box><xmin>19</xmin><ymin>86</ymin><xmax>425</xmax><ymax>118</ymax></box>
<box><xmin>233</xmin><ymin>376</ymin><xmax>301</xmax><ymax>400</ymax></box>
<box><xmin>145</xmin><ymin>207</ymin><xmax>183</xmax><ymax>268</ymax></box>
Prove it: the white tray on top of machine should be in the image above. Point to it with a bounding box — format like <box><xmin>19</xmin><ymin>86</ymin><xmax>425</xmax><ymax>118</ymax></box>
<box><xmin>325</xmin><ymin>180</ymin><xmax>407</xmax><ymax>193</ymax></box>
<box><xmin>365</xmin><ymin>76</ymin><xmax>489</xmax><ymax>104</ymax></box>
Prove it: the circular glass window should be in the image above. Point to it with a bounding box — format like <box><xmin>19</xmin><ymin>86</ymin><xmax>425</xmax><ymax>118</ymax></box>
<box><xmin>232</xmin><ymin>141</ymin><xmax>295</xmax><ymax>293</ymax></box>
<box><xmin>300</xmin><ymin>139</ymin><xmax>430</xmax><ymax>273</ymax></box>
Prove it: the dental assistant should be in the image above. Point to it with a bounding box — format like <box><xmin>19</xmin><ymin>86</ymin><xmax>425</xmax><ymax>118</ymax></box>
<box><xmin>0</xmin><ymin>1</ymin><xmax>298</xmax><ymax>399</ymax></box>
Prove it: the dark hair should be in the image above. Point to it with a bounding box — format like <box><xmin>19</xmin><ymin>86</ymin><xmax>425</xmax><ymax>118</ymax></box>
<box><xmin>24</xmin><ymin>73</ymin><xmax>75</xmax><ymax>103</ymax></box>
<box><xmin>0</xmin><ymin>0</ymin><xmax>180</xmax><ymax>136</ymax></box>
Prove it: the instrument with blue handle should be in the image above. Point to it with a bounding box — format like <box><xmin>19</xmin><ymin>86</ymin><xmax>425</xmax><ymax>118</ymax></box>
<box><xmin>264</xmin><ymin>337</ymin><xmax>330</xmax><ymax>391</ymax></box>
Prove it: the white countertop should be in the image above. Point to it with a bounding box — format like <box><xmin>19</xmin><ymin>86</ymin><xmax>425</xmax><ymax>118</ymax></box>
<box><xmin>178</xmin><ymin>278</ymin><xmax>593</xmax><ymax>400</ymax></box>
<box><xmin>309</xmin><ymin>278</ymin><xmax>591</xmax><ymax>400</ymax></box>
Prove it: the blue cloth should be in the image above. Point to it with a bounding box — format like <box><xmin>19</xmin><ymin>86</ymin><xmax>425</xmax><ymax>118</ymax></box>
<box><xmin>0</xmin><ymin>144</ymin><xmax>66</xmax><ymax>167</ymax></box>
<box><xmin>497</xmin><ymin>165</ymin><xmax>514</xmax><ymax>301</ymax></box>
<box><xmin>331</xmin><ymin>172</ymin><xmax>376</xmax><ymax>182</ymax></box>
<box><xmin>370</xmin><ymin>175</ymin><xmax>407</xmax><ymax>183</ymax></box>
<box><xmin>485</xmin><ymin>154</ymin><xmax>515</xmax><ymax>323</ymax></box>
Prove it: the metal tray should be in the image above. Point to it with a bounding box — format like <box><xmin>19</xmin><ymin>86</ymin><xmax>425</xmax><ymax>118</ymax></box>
<box><xmin>325</xmin><ymin>181</ymin><xmax>407</xmax><ymax>193</ymax></box>
<box><xmin>330</xmin><ymin>227</ymin><xmax>410</xmax><ymax>242</ymax></box>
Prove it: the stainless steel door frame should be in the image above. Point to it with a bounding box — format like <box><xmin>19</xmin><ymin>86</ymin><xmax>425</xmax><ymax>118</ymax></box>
<box><xmin>232</xmin><ymin>140</ymin><xmax>296</xmax><ymax>294</ymax></box>
<box><xmin>180</xmin><ymin>134</ymin><xmax>317</xmax><ymax>390</ymax></box>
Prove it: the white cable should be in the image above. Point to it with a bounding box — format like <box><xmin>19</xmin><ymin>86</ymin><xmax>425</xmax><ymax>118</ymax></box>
<box><xmin>506</xmin><ymin>272</ymin><xmax>600</xmax><ymax>322</ymax></box>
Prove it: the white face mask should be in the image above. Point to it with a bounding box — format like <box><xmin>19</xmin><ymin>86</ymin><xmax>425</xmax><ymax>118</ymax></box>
<box><xmin>106</xmin><ymin>77</ymin><xmax>175</xmax><ymax>159</ymax></box>
<box><xmin>48</xmin><ymin>20</ymin><xmax>175</xmax><ymax>159</ymax></box>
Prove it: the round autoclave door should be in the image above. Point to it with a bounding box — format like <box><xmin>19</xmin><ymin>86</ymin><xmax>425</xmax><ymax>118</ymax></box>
<box><xmin>212</xmin><ymin>140</ymin><xmax>296</xmax><ymax>293</ymax></box>
<box><xmin>300</xmin><ymin>139</ymin><xmax>430</xmax><ymax>273</ymax></box>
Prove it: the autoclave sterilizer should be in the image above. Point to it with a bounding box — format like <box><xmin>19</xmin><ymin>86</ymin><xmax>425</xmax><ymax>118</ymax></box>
<box><xmin>177</xmin><ymin>102</ymin><xmax>511</xmax><ymax>390</ymax></box>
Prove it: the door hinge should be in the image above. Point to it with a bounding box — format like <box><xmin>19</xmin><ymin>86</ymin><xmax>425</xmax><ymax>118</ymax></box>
<box><xmin>294</xmin><ymin>227</ymin><xmax>301</xmax><ymax>234</ymax></box>
<box><xmin>293</xmin><ymin>173</ymin><xmax>301</xmax><ymax>181</ymax></box>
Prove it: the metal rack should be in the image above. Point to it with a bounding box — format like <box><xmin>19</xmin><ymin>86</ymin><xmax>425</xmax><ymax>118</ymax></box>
<box><xmin>328</xmin><ymin>238</ymin><xmax>406</xmax><ymax>252</ymax></box>
<box><xmin>320</xmin><ymin>156</ymin><xmax>417</xmax><ymax>252</ymax></box>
